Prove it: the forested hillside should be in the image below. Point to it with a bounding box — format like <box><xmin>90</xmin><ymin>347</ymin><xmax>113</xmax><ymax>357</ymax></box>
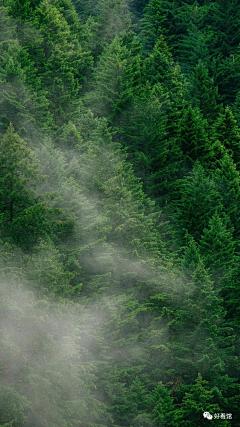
<box><xmin>0</xmin><ymin>1</ymin><xmax>239</xmax><ymax>426</ymax></box>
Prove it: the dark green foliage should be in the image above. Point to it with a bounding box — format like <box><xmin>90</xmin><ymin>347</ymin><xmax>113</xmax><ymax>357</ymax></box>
<box><xmin>211</xmin><ymin>107</ymin><xmax>240</xmax><ymax>168</ymax></box>
<box><xmin>32</xmin><ymin>0</ymin><xmax>92</xmax><ymax>125</ymax></box>
<box><xmin>143</xmin><ymin>35</ymin><xmax>184</xmax><ymax>103</ymax></box>
<box><xmin>199</xmin><ymin>212</ymin><xmax>235</xmax><ymax>281</ymax></box>
<box><xmin>189</xmin><ymin>60</ymin><xmax>222</xmax><ymax>123</ymax></box>
<box><xmin>177</xmin><ymin>106</ymin><xmax>209</xmax><ymax>167</ymax></box>
<box><xmin>174</xmin><ymin>163</ymin><xmax>222</xmax><ymax>242</ymax></box>
<box><xmin>0</xmin><ymin>0</ymin><xmax>240</xmax><ymax>425</ymax></box>
<box><xmin>85</xmin><ymin>31</ymin><xmax>142</xmax><ymax>121</ymax></box>
<box><xmin>140</xmin><ymin>0</ymin><xmax>170</xmax><ymax>53</ymax></box>
<box><xmin>0</xmin><ymin>126</ymin><xmax>60</xmax><ymax>250</ymax></box>
<box><xmin>145</xmin><ymin>382</ymin><xmax>175</xmax><ymax>426</ymax></box>
<box><xmin>173</xmin><ymin>374</ymin><xmax>230</xmax><ymax>426</ymax></box>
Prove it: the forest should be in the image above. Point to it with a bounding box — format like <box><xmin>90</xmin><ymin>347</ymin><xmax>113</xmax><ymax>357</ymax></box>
<box><xmin>0</xmin><ymin>0</ymin><xmax>239</xmax><ymax>425</ymax></box>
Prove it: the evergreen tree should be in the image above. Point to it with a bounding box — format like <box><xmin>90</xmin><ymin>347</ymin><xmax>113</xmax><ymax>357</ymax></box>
<box><xmin>177</xmin><ymin>106</ymin><xmax>209</xmax><ymax>168</ymax></box>
<box><xmin>0</xmin><ymin>8</ymin><xmax>50</xmax><ymax>138</ymax></box>
<box><xmin>210</xmin><ymin>0</ymin><xmax>240</xmax><ymax>58</ymax></box>
<box><xmin>213</xmin><ymin>152</ymin><xmax>240</xmax><ymax>236</ymax></box>
<box><xmin>199</xmin><ymin>212</ymin><xmax>235</xmax><ymax>282</ymax></box>
<box><xmin>95</xmin><ymin>0</ymin><xmax>132</xmax><ymax>53</ymax></box>
<box><xmin>221</xmin><ymin>256</ymin><xmax>240</xmax><ymax>329</ymax></box>
<box><xmin>0</xmin><ymin>125</ymin><xmax>59</xmax><ymax>250</ymax></box>
<box><xmin>85</xmin><ymin>31</ymin><xmax>142</xmax><ymax>122</ymax></box>
<box><xmin>170</xmin><ymin>258</ymin><xmax>236</xmax><ymax>392</ymax></box>
<box><xmin>173</xmin><ymin>373</ymin><xmax>230</xmax><ymax>426</ymax></box>
<box><xmin>0</xmin><ymin>386</ymin><xmax>28</xmax><ymax>427</ymax></box>
<box><xmin>176</xmin><ymin>22</ymin><xmax>212</xmax><ymax>73</ymax></box>
<box><xmin>7</xmin><ymin>0</ymin><xmax>37</xmax><ymax>22</ymax></box>
<box><xmin>216</xmin><ymin>53</ymin><xmax>240</xmax><ymax>107</ymax></box>
<box><xmin>146</xmin><ymin>382</ymin><xmax>175</xmax><ymax>426</ymax></box>
<box><xmin>189</xmin><ymin>60</ymin><xmax>222</xmax><ymax>123</ymax></box>
<box><xmin>211</xmin><ymin>107</ymin><xmax>240</xmax><ymax>168</ymax></box>
<box><xmin>143</xmin><ymin>35</ymin><xmax>184</xmax><ymax>104</ymax></box>
<box><xmin>174</xmin><ymin>162</ymin><xmax>222</xmax><ymax>243</ymax></box>
<box><xmin>181</xmin><ymin>234</ymin><xmax>202</xmax><ymax>278</ymax></box>
<box><xmin>32</xmin><ymin>0</ymin><xmax>92</xmax><ymax>125</ymax></box>
<box><xmin>140</xmin><ymin>0</ymin><xmax>169</xmax><ymax>53</ymax></box>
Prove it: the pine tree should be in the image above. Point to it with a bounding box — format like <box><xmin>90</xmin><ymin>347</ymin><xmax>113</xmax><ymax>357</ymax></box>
<box><xmin>216</xmin><ymin>53</ymin><xmax>240</xmax><ymax>107</ymax></box>
<box><xmin>213</xmin><ymin>152</ymin><xmax>240</xmax><ymax>236</ymax></box>
<box><xmin>173</xmin><ymin>373</ymin><xmax>230</xmax><ymax>426</ymax></box>
<box><xmin>0</xmin><ymin>7</ymin><xmax>50</xmax><ymax>138</ymax></box>
<box><xmin>221</xmin><ymin>256</ymin><xmax>240</xmax><ymax>329</ymax></box>
<box><xmin>174</xmin><ymin>162</ymin><xmax>222</xmax><ymax>243</ymax></box>
<box><xmin>189</xmin><ymin>60</ymin><xmax>222</xmax><ymax>123</ymax></box>
<box><xmin>85</xmin><ymin>31</ymin><xmax>142</xmax><ymax>122</ymax></box>
<box><xmin>199</xmin><ymin>212</ymin><xmax>235</xmax><ymax>282</ymax></box>
<box><xmin>0</xmin><ymin>386</ymin><xmax>28</xmax><ymax>427</ymax></box>
<box><xmin>177</xmin><ymin>106</ymin><xmax>209</xmax><ymax>168</ymax></box>
<box><xmin>143</xmin><ymin>35</ymin><xmax>184</xmax><ymax>104</ymax></box>
<box><xmin>181</xmin><ymin>234</ymin><xmax>202</xmax><ymax>278</ymax></box>
<box><xmin>32</xmin><ymin>0</ymin><xmax>92</xmax><ymax>126</ymax></box>
<box><xmin>140</xmin><ymin>0</ymin><xmax>169</xmax><ymax>53</ymax></box>
<box><xmin>146</xmin><ymin>382</ymin><xmax>175</xmax><ymax>426</ymax></box>
<box><xmin>7</xmin><ymin>0</ymin><xmax>36</xmax><ymax>22</ymax></box>
<box><xmin>210</xmin><ymin>0</ymin><xmax>240</xmax><ymax>58</ymax></box>
<box><xmin>175</xmin><ymin>22</ymin><xmax>212</xmax><ymax>74</ymax></box>
<box><xmin>95</xmin><ymin>0</ymin><xmax>132</xmax><ymax>53</ymax></box>
<box><xmin>170</xmin><ymin>259</ymin><xmax>236</xmax><ymax>391</ymax></box>
<box><xmin>211</xmin><ymin>107</ymin><xmax>240</xmax><ymax>169</ymax></box>
<box><xmin>0</xmin><ymin>126</ymin><xmax>59</xmax><ymax>250</ymax></box>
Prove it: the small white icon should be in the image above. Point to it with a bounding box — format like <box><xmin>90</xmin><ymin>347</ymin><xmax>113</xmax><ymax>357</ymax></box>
<box><xmin>203</xmin><ymin>412</ymin><xmax>213</xmax><ymax>420</ymax></box>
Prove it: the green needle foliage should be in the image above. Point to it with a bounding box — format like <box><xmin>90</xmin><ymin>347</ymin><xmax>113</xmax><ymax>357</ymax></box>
<box><xmin>0</xmin><ymin>125</ymin><xmax>60</xmax><ymax>250</ymax></box>
<box><xmin>0</xmin><ymin>0</ymin><xmax>239</xmax><ymax>426</ymax></box>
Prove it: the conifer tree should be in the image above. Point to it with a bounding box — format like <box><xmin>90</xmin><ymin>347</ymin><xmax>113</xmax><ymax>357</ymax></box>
<box><xmin>199</xmin><ymin>212</ymin><xmax>235</xmax><ymax>282</ymax></box>
<box><xmin>0</xmin><ymin>386</ymin><xmax>28</xmax><ymax>427</ymax></box>
<box><xmin>170</xmin><ymin>259</ymin><xmax>236</xmax><ymax>391</ymax></box>
<box><xmin>143</xmin><ymin>35</ymin><xmax>183</xmax><ymax>104</ymax></box>
<box><xmin>173</xmin><ymin>373</ymin><xmax>230</xmax><ymax>426</ymax></box>
<box><xmin>140</xmin><ymin>0</ymin><xmax>169</xmax><ymax>53</ymax></box>
<box><xmin>32</xmin><ymin>0</ymin><xmax>92</xmax><ymax>125</ymax></box>
<box><xmin>216</xmin><ymin>53</ymin><xmax>240</xmax><ymax>107</ymax></box>
<box><xmin>85</xmin><ymin>31</ymin><xmax>142</xmax><ymax>122</ymax></box>
<box><xmin>189</xmin><ymin>60</ymin><xmax>222</xmax><ymax>123</ymax></box>
<box><xmin>0</xmin><ymin>8</ymin><xmax>50</xmax><ymax>137</ymax></box>
<box><xmin>210</xmin><ymin>0</ymin><xmax>240</xmax><ymax>58</ymax></box>
<box><xmin>7</xmin><ymin>0</ymin><xmax>36</xmax><ymax>22</ymax></box>
<box><xmin>146</xmin><ymin>382</ymin><xmax>175</xmax><ymax>426</ymax></box>
<box><xmin>95</xmin><ymin>0</ymin><xmax>132</xmax><ymax>53</ymax></box>
<box><xmin>181</xmin><ymin>234</ymin><xmax>202</xmax><ymax>278</ymax></box>
<box><xmin>174</xmin><ymin>162</ymin><xmax>222</xmax><ymax>243</ymax></box>
<box><xmin>211</xmin><ymin>107</ymin><xmax>240</xmax><ymax>169</ymax></box>
<box><xmin>213</xmin><ymin>152</ymin><xmax>240</xmax><ymax>235</ymax></box>
<box><xmin>221</xmin><ymin>256</ymin><xmax>240</xmax><ymax>330</ymax></box>
<box><xmin>177</xmin><ymin>106</ymin><xmax>209</xmax><ymax>168</ymax></box>
<box><xmin>176</xmin><ymin>22</ymin><xmax>212</xmax><ymax>73</ymax></box>
<box><xmin>0</xmin><ymin>125</ymin><xmax>58</xmax><ymax>250</ymax></box>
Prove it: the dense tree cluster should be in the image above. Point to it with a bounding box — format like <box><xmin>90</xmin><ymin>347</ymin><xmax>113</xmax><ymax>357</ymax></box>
<box><xmin>0</xmin><ymin>0</ymin><xmax>239</xmax><ymax>426</ymax></box>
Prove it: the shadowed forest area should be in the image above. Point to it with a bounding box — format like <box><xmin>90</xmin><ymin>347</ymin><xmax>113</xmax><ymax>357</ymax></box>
<box><xmin>0</xmin><ymin>0</ymin><xmax>239</xmax><ymax>426</ymax></box>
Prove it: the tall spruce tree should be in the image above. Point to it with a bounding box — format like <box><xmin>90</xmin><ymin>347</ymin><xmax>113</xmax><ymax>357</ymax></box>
<box><xmin>177</xmin><ymin>106</ymin><xmax>209</xmax><ymax>168</ymax></box>
<box><xmin>211</xmin><ymin>107</ymin><xmax>240</xmax><ymax>169</ymax></box>
<box><xmin>189</xmin><ymin>60</ymin><xmax>222</xmax><ymax>123</ymax></box>
<box><xmin>0</xmin><ymin>125</ymin><xmax>59</xmax><ymax>250</ymax></box>
<box><xmin>174</xmin><ymin>162</ymin><xmax>222</xmax><ymax>243</ymax></box>
<box><xmin>173</xmin><ymin>373</ymin><xmax>230</xmax><ymax>426</ymax></box>
<box><xmin>199</xmin><ymin>212</ymin><xmax>235</xmax><ymax>282</ymax></box>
